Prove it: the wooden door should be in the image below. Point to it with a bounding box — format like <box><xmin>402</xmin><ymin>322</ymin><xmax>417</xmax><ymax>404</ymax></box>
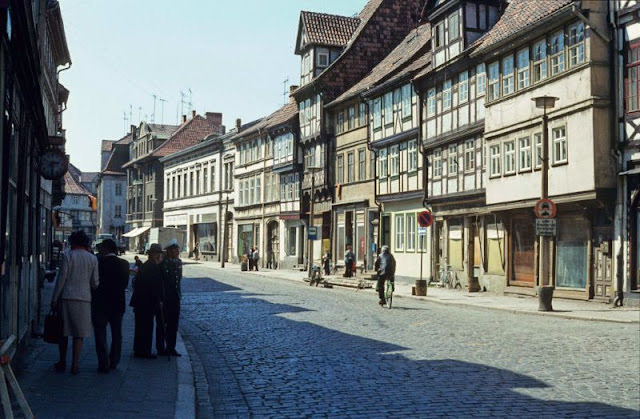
<box><xmin>511</xmin><ymin>217</ymin><xmax>535</xmax><ymax>285</ymax></box>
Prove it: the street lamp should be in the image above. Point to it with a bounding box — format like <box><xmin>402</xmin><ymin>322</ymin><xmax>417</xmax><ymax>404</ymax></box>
<box><xmin>305</xmin><ymin>165</ymin><xmax>323</xmax><ymax>279</ymax></box>
<box><xmin>532</xmin><ymin>95</ymin><xmax>558</xmax><ymax>311</ymax></box>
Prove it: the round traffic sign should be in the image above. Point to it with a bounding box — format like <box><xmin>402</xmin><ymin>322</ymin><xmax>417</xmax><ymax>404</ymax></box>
<box><xmin>418</xmin><ymin>210</ymin><xmax>433</xmax><ymax>227</ymax></box>
<box><xmin>534</xmin><ymin>198</ymin><xmax>557</xmax><ymax>218</ymax></box>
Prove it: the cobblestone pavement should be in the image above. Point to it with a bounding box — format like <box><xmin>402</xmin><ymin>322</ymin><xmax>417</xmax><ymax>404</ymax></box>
<box><xmin>180</xmin><ymin>263</ymin><xmax>640</xmax><ymax>418</ymax></box>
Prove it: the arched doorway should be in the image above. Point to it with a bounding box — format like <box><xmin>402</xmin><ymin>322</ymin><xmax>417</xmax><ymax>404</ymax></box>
<box><xmin>267</xmin><ymin>220</ymin><xmax>279</xmax><ymax>269</ymax></box>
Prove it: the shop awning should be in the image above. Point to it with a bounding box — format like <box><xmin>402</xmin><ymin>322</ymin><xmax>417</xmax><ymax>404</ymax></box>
<box><xmin>122</xmin><ymin>226</ymin><xmax>150</xmax><ymax>238</ymax></box>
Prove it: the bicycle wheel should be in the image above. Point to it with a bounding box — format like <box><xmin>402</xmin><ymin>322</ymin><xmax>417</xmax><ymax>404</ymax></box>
<box><xmin>385</xmin><ymin>281</ymin><xmax>393</xmax><ymax>309</ymax></box>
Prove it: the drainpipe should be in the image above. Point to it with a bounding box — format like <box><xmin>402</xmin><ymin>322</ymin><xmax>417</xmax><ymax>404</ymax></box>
<box><xmin>363</xmin><ymin>95</ymin><xmax>381</xmax><ymax>250</ymax></box>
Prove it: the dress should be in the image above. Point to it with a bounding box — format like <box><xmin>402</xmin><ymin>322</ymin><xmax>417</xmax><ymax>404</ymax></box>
<box><xmin>52</xmin><ymin>248</ymin><xmax>99</xmax><ymax>338</ymax></box>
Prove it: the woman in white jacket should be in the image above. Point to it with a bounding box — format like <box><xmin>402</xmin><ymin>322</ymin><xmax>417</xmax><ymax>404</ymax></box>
<box><xmin>51</xmin><ymin>230</ymin><xmax>99</xmax><ymax>375</ymax></box>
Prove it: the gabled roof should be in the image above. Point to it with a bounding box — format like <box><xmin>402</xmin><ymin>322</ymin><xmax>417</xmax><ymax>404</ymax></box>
<box><xmin>265</xmin><ymin>101</ymin><xmax>298</xmax><ymax>129</ymax></box>
<box><xmin>151</xmin><ymin>114</ymin><xmax>224</xmax><ymax>158</ymax></box>
<box><xmin>473</xmin><ymin>0</ymin><xmax>573</xmax><ymax>54</ymax></box>
<box><xmin>143</xmin><ymin>123</ymin><xmax>179</xmax><ymax>138</ymax></box>
<box><xmin>330</xmin><ymin>22</ymin><xmax>432</xmax><ymax>107</ymax></box>
<box><xmin>64</xmin><ymin>163</ymin><xmax>92</xmax><ymax>195</ymax></box>
<box><xmin>101</xmin><ymin>140</ymin><xmax>116</xmax><ymax>152</ymax></box>
<box><xmin>296</xmin><ymin>11</ymin><xmax>360</xmax><ymax>53</ymax></box>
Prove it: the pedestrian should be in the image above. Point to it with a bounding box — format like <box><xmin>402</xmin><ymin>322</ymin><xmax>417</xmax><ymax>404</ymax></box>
<box><xmin>252</xmin><ymin>247</ymin><xmax>260</xmax><ymax>271</ymax></box>
<box><xmin>376</xmin><ymin>245</ymin><xmax>396</xmax><ymax>306</ymax></box>
<box><xmin>129</xmin><ymin>243</ymin><xmax>164</xmax><ymax>359</ymax></box>
<box><xmin>193</xmin><ymin>241</ymin><xmax>200</xmax><ymax>261</ymax></box>
<box><xmin>134</xmin><ymin>255</ymin><xmax>143</xmax><ymax>269</ymax></box>
<box><xmin>92</xmin><ymin>239</ymin><xmax>130</xmax><ymax>373</ymax></box>
<box><xmin>343</xmin><ymin>245</ymin><xmax>354</xmax><ymax>278</ymax></box>
<box><xmin>159</xmin><ymin>239</ymin><xmax>183</xmax><ymax>356</ymax></box>
<box><xmin>322</xmin><ymin>251</ymin><xmax>332</xmax><ymax>276</ymax></box>
<box><xmin>51</xmin><ymin>230</ymin><xmax>99</xmax><ymax>375</ymax></box>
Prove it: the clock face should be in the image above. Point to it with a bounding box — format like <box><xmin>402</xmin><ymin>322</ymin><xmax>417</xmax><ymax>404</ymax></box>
<box><xmin>40</xmin><ymin>149</ymin><xmax>68</xmax><ymax>180</ymax></box>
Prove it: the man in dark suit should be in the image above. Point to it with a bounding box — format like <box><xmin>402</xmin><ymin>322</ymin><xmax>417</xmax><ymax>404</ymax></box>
<box><xmin>92</xmin><ymin>239</ymin><xmax>130</xmax><ymax>373</ymax></box>
<box><xmin>159</xmin><ymin>239</ymin><xmax>183</xmax><ymax>356</ymax></box>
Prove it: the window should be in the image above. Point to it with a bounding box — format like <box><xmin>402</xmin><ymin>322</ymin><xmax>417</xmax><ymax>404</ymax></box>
<box><xmin>390</xmin><ymin>145</ymin><xmax>400</xmax><ymax>176</ymax></box>
<box><xmin>476</xmin><ymin>64</ymin><xmax>486</xmax><ymax>95</ymax></box>
<box><xmin>627</xmin><ymin>43</ymin><xmax>640</xmax><ymax>112</ymax></box>
<box><xmin>552</xmin><ymin>126</ymin><xmax>567</xmax><ymax>164</ymax></box>
<box><xmin>115</xmin><ymin>183</ymin><xmax>122</xmax><ymax>196</ymax></box>
<box><xmin>550</xmin><ymin>31</ymin><xmax>565</xmax><ymax>75</ymax></box>
<box><xmin>490</xmin><ymin>144</ymin><xmax>501</xmax><ymax>177</ymax></box>
<box><xmin>504</xmin><ymin>140</ymin><xmax>516</xmax><ymax>174</ymax></box>
<box><xmin>459</xmin><ymin>71</ymin><xmax>468</xmax><ymax>102</ymax></box>
<box><xmin>407</xmin><ymin>213</ymin><xmax>416</xmax><ymax>251</ymax></box>
<box><xmin>435</xmin><ymin>22</ymin><xmax>445</xmax><ymax>48</ymax></box>
<box><xmin>211</xmin><ymin>162</ymin><xmax>216</xmax><ymax>192</ymax></box>
<box><xmin>502</xmin><ymin>56</ymin><xmax>514</xmax><ymax>95</ymax></box>
<box><xmin>337</xmin><ymin>154</ymin><xmax>344</xmax><ymax>184</ymax></box>
<box><xmin>370</xmin><ymin>150</ymin><xmax>375</xmax><ymax>179</ymax></box>
<box><xmin>448</xmin><ymin>144</ymin><xmax>458</xmax><ymax>176</ymax></box>
<box><xmin>533</xmin><ymin>39</ymin><xmax>547</xmax><ymax>82</ymax></box>
<box><xmin>256</xmin><ymin>177</ymin><xmax>261</xmax><ymax>204</ymax></box>
<box><xmin>402</xmin><ymin>84</ymin><xmax>412</xmax><ymax>118</ymax></box>
<box><xmin>347</xmin><ymin>152</ymin><xmax>355</xmax><ymax>182</ymax></box>
<box><xmin>534</xmin><ymin>133</ymin><xmax>543</xmax><ymax>169</ymax></box>
<box><xmin>427</xmin><ymin>88</ymin><xmax>436</xmax><ymax>116</ymax></box>
<box><xmin>348</xmin><ymin>106</ymin><xmax>355</xmax><ymax>130</ymax></box>
<box><xmin>443</xmin><ymin>79</ymin><xmax>452</xmax><ymax>110</ymax></box>
<box><xmin>114</xmin><ymin>205</ymin><xmax>122</xmax><ymax>218</ymax></box>
<box><xmin>336</xmin><ymin>112</ymin><xmax>344</xmax><ymax>134</ymax></box>
<box><xmin>517</xmin><ymin>48</ymin><xmax>530</xmax><ymax>89</ymax></box>
<box><xmin>203</xmin><ymin>168</ymin><xmax>208</xmax><ymax>194</ymax></box>
<box><xmin>464</xmin><ymin>140</ymin><xmax>475</xmax><ymax>171</ymax></box>
<box><xmin>317</xmin><ymin>51</ymin><xmax>329</xmax><ymax>67</ymax></box>
<box><xmin>384</xmin><ymin>92</ymin><xmax>393</xmax><ymax>125</ymax></box>
<box><xmin>359</xmin><ymin>103</ymin><xmax>367</xmax><ymax>126</ymax></box>
<box><xmin>568</xmin><ymin>22</ymin><xmax>585</xmax><ymax>67</ymax></box>
<box><xmin>373</xmin><ymin>98</ymin><xmax>382</xmax><ymax>129</ymax></box>
<box><xmin>395</xmin><ymin>214</ymin><xmax>405</xmax><ymax>252</ymax></box>
<box><xmin>408</xmin><ymin>140</ymin><xmax>418</xmax><ymax>172</ymax></box>
<box><xmin>433</xmin><ymin>149</ymin><xmax>443</xmax><ymax>177</ymax></box>
<box><xmin>488</xmin><ymin>61</ymin><xmax>500</xmax><ymax>101</ymax></box>
<box><xmin>448</xmin><ymin>12</ymin><xmax>459</xmax><ymax>40</ymax></box>
<box><xmin>358</xmin><ymin>149</ymin><xmax>366</xmax><ymax>180</ymax></box>
<box><xmin>379</xmin><ymin>149</ymin><xmax>388</xmax><ymax>177</ymax></box>
<box><xmin>518</xmin><ymin>136</ymin><xmax>532</xmax><ymax>171</ymax></box>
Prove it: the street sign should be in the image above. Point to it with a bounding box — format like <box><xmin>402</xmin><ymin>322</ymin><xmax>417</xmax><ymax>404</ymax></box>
<box><xmin>534</xmin><ymin>198</ymin><xmax>557</xmax><ymax>218</ymax></box>
<box><xmin>418</xmin><ymin>210</ymin><xmax>433</xmax><ymax>227</ymax></box>
<box><xmin>307</xmin><ymin>226</ymin><xmax>318</xmax><ymax>240</ymax></box>
<box><xmin>536</xmin><ymin>218</ymin><xmax>557</xmax><ymax>236</ymax></box>
<box><xmin>418</xmin><ymin>226</ymin><xmax>427</xmax><ymax>235</ymax></box>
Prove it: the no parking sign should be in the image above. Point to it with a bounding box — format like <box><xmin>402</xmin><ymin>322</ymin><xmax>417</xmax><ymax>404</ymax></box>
<box><xmin>418</xmin><ymin>210</ymin><xmax>433</xmax><ymax>228</ymax></box>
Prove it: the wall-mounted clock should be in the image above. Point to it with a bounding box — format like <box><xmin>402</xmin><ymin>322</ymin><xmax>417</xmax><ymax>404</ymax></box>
<box><xmin>39</xmin><ymin>148</ymin><xmax>68</xmax><ymax>180</ymax></box>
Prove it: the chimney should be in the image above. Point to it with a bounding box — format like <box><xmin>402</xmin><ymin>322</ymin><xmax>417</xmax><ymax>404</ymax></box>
<box><xmin>205</xmin><ymin>112</ymin><xmax>223</xmax><ymax>127</ymax></box>
<box><xmin>182</xmin><ymin>114</ymin><xmax>187</xmax><ymax>123</ymax></box>
<box><xmin>235</xmin><ymin>118</ymin><xmax>242</xmax><ymax>130</ymax></box>
<box><xmin>191</xmin><ymin>109</ymin><xmax>196</xmax><ymax>119</ymax></box>
<box><xmin>289</xmin><ymin>85</ymin><xmax>299</xmax><ymax>104</ymax></box>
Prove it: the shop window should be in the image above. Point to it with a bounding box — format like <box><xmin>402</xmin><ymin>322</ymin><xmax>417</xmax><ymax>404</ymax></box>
<box><xmin>555</xmin><ymin>217</ymin><xmax>588</xmax><ymax>289</ymax></box>
<box><xmin>486</xmin><ymin>219</ymin><xmax>505</xmax><ymax>274</ymax></box>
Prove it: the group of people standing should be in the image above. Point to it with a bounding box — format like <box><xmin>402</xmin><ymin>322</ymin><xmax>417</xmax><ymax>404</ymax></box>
<box><xmin>247</xmin><ymin>246</ymin><xmax>260</xmax><ymax>271</ymax></box>
<box><xmin>50</xmin><ymin>230</ymin><xmax>183</xmax><ymax>374</ymax></box>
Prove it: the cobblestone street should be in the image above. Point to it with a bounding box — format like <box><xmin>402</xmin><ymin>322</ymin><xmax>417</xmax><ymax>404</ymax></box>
<box><xmin>179</xmin><ymin>263</ymin><xmax>640</xmax><ymax>418</ymax></box>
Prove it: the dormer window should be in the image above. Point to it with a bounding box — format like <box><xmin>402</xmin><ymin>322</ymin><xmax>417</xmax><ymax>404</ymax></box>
<box><xmin>317</xmin><ymin>52</ymin><xmax>329</xmax><ymax>68</ymax></box>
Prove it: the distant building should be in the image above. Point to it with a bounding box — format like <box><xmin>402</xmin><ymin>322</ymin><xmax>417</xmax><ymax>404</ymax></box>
<box><xmin>54</xmin><ymin>164</ymin><xmax>97</xmax><ymax>244</ymax></box>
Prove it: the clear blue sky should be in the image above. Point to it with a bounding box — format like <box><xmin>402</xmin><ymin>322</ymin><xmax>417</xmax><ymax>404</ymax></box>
<box><xmin>59</xmin><ymin>0</ymin><xmax>368</xmax><ymax>172</ymax></box>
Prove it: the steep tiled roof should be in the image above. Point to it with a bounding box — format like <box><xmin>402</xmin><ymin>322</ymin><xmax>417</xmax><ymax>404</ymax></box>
<box><xmin>265</xmin><ymin>101</ymin><xmax>298</xmax><ymax>128</ymax></box>
<box><xmin>331</xmin><ymin>22</ymin><xmax>432</xmax><ymax>106</ymax></box>
<box><xmin>474</xmin><ymin>0</ymin><xmax>573</xmax><ymax>53</ymax></box>
<box><xmin>115</xmin><ymin>132</ymin><xmax>133</xmax><ymax>145</ymax></box>
<box><xmin>152</xmin><ymin>114</ymin><xmax>224</xmax><ymax>158</ymax></box>
<box><xmin>145</xmin><ymin>123</ymin><xmax>180</xmax><ymax>139</ymax></box>
<box><xmin>64</xmin><ymin>163</ymin><xmax>92</xmax><ymax>195</ymax></box>
<box><xmin>300</xmin><ymin>11</ymin><xmax>360</xmax><ymax>48</ymax></box>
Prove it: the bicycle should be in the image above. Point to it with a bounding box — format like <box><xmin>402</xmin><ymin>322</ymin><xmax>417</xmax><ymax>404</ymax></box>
<box><xmin>438</xmin><ymin>264</ymin><xmax>462</xmax><ymax>289</ymax></box>
<box><xmin>384</xmin><ymin>278</ymin><xmax>394</xmax><ymax>309</ymax></box>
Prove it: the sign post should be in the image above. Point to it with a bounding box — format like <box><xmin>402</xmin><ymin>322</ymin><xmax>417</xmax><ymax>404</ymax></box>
<box><xmin>415</xmin><ymin>210</ymin><xmax>432</xmax><ymax>296</ymax></box>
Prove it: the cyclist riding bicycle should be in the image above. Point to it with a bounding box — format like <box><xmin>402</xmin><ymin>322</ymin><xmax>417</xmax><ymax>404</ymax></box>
<box><xmin>376</xmin><ymin>245</ymin><xmax>396</xmax><ymax>306</ymax></box>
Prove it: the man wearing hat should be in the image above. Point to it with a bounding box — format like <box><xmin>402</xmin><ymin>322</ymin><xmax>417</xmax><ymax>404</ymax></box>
<box><xmin>159</xmin><ymin>238</ymin><xmax>183</xmax><ymax>356</ymax></box>
<box><xmin>130</xmin><ymin>243</ymin><xmax>164</xmax><ymax>358</ymax></box>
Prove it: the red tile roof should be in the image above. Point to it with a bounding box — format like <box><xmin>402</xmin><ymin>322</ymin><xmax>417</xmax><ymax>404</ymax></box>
<box><xmin>474</xmin><ymin>0</ymin><xmax>574</xmax><ymax>53</ymax></box>
<box><xmin>299</xmin><ymin>11</ymin><xmax>360</xmax><ymax>48</ymax></box>
<box><xmin>265</xmin><ymin>101</ymin><xmax>298</xmax><ymax>128</ymax></box>
<box><xmin>151</xmin><ymin>114</ymin><xmax>224</xmax><ymax>158</ymax></box>
<box><xmin>64</xmin><ymin>163</ymin><xmax>92</xmax><ymax>195</ymax></box>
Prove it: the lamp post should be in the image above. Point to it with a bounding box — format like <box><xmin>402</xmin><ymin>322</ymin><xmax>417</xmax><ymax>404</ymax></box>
<box><xmin>306</xmin><ymin>166</ymin><xmax>323</xmax><ymax>279</ymax></box>
<box><xmin>532</xmin><ymin>95</ymin><xmax>558</xmax><ymax>311</ymax></box>
<box><xmin>221</xmin><ymin>194</ymin><xmax>229</xmax><ymax>268</ymax></box>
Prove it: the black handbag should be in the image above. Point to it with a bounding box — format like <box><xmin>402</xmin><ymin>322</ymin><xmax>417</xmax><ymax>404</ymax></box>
<box><xmin>43</xmin><ymin>308</ymin><xmax>63</xmax><ymax>343</ymax></box>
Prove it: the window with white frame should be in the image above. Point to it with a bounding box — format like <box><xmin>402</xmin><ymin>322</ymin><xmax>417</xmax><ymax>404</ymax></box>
<box><xmin>337</xmin><ymin>154</ymin><xmax>344</xmax><ymax>184</ymax></box>
<box><xmin>568</xmin><ymin>22</ymin><xmax>585</xmax><ymax>67</ymax></box>
<box><xmin>249</xmin><ymin>178</ymin><xmax>255</xmax><ymax>204</ymax></box>
<box><xmin>390</xmin><ymin>145</ymin><xmax>400</xmax><ymax>176</ymax></box>
<box><xmin>336</xmin><ymin>112</ymin><xmax>344</xmax><ymax>134</ymax></box>
<box><xmin>434</xmin><ymin>21</ymin><xmax>445</xmax><ymax>48</ymax></box>
<box><xmin>504</xmin><ymin>140</ymin><xmax>516</xmax><ymax>174</ymax></box>
<box><xmin>518</xmin><ymin>136</ymin><xmax>531</xmax><ymax>171</ymax></box>
<box><xmin>534</xmin><ymin>133</ymin><xmax>543</xmax><ymax>169</ymax></box>
<box><xmin>476</xmin><ymin>64</ymin><xmax>486</xmax><ymax>95</ymax></box>
<box><xmin>370</xmin><ymin>150</ymin><xmax>375</xmax><ymax>178</ymax></box>
<box><xmin>464</xmin><ymin>139</ymin><xmax>475</xmax><ymax>171</ymax></box>
<box><xmin>402</xmin><ymin>84</ymin><xmax>412</xmax><ymax>118</ymax></box>
<box><xmin>433</xmin><ymin>148</ymin><xmax>443</xmax><ymax>177</ymax></box>
<box><xmin>448</xmin><ymin>11</ymin><xmax>459</xmax><ymax>40</ymax></box>
<box><xmin>379</xmin><ymin>148</ymin><xmax>388</xmax><ymax>177</ymax></box>
<box><xmin>347</xmin><ymin>152</ymin><xmax>355</xmax><ymax>182</ymax></box>
<box><xmin>552</xmin><ymin>126</ymin><xmax>567</xmax><ymax>164</ymax></box>
<box><xmin>517</xmin><ymin>48</ymin><xmax>530</xmax><ymax>90</ymax></box>
<box><xmin>358</xmin><ymin>149</ymin><xmax>366</xmax><ymax>180</ymax></box>
<box><xmin>488</xmin><ymin>61</ymin><xmax>500</xmax><ymax>101</ymax></box>
<box><xmin>407</xmin><ymin>213</ymin><xmax>416</xmax><ymax>251</ymax></box>
<box><xmin>448</xmin><ymin>144</ymin><xmax>458</xmax><ymax>176</ymax></box>
<box><xmin>395</xmin><ymin>214</ymin><xmax>405</xmax><ymax>251</ymax></box>
<box><xmin>533</xmin><ymin>39</ymin><xmax>547</xmax><ymax>82</ymax></box>
<box><xmin>550</xmin><ymin>31</ymin><xmax>565</xmax><ymax>75</ymax></box>
<box><xmin>408</xmin><ymin>139</ymin><xmax>418</xmax><ymax>172</ymax></box>
<box><xmin>359</xmin><ymin>102</ymin><xmax>367</xmax><ymax>126</ymax></box>
<box><xmin>459</xmin><ymin>71</ymin><xmax>468</xmax><ymax>102</ymax></box>
<box><xmin>317</xmin><ymin>51</ymin><xmax>329</xmax><ymax>67</ymax></box>
<box><xmin>348</xmin><ymin>106</ymin><xmax>355</xmax><ymax>130</ymax></box>
<box><xmin>255</xmin><ymin>177</ymin><xmax>261</xmax><ymax>204</ymax></box>
<box><xmin>490</xmin><ymin>144</ymin><xmax>501</xmax><ymax>177</ymax></box>
<box><xmin>502</xmin><ymin>56</ymin><xmax>514</xmax><ymax>96</ymax></box>
<box><xmin>384</xmin><ymin>92</ymin><xmax>393</xmax><ymax>125</ymax></box>
<box><xmin>443</xmin><ymin>79</ymin><xmax>452</xmax><ymax>110</ymax></box>
<box><xmin>373</xmin><ymin>98</ymin><xmax>382</xmax><ymax>129</ymax></box>
<box><xmin>427</xmin><ymin>88</ymin><xmax>436</xmax><ymax>116</ymax></box>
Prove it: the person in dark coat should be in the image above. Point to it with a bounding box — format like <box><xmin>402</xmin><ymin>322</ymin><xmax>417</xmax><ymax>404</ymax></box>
<box><xmin>376</xmin><ymin>245</ymin><xmax>396</xmax><ymax>306</ymax></box>
<box><xmin>343</xmin><ymin>245</ymin><xmax>355</xmax><ymax>278</ymax></box>
<box><xmin>92</xmin><ymin>239</ymin><xmax>130</xmax><ymax>373</ymax></box>
<box><xmin>158</xmin><ymin>238</ymin><xmax>183</xmax><ymax>356</ymax></box>
<box><xmin>129</xmin><ymin>243</ymin><xmax>164</xmax><ymax>358</ymax></box>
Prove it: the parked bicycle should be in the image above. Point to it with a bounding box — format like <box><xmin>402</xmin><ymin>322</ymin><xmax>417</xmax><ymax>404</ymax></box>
<box><xmin>438</xmin><ymin>264</ymin><xmax>462</xmax><ymax>289</ymax></box>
